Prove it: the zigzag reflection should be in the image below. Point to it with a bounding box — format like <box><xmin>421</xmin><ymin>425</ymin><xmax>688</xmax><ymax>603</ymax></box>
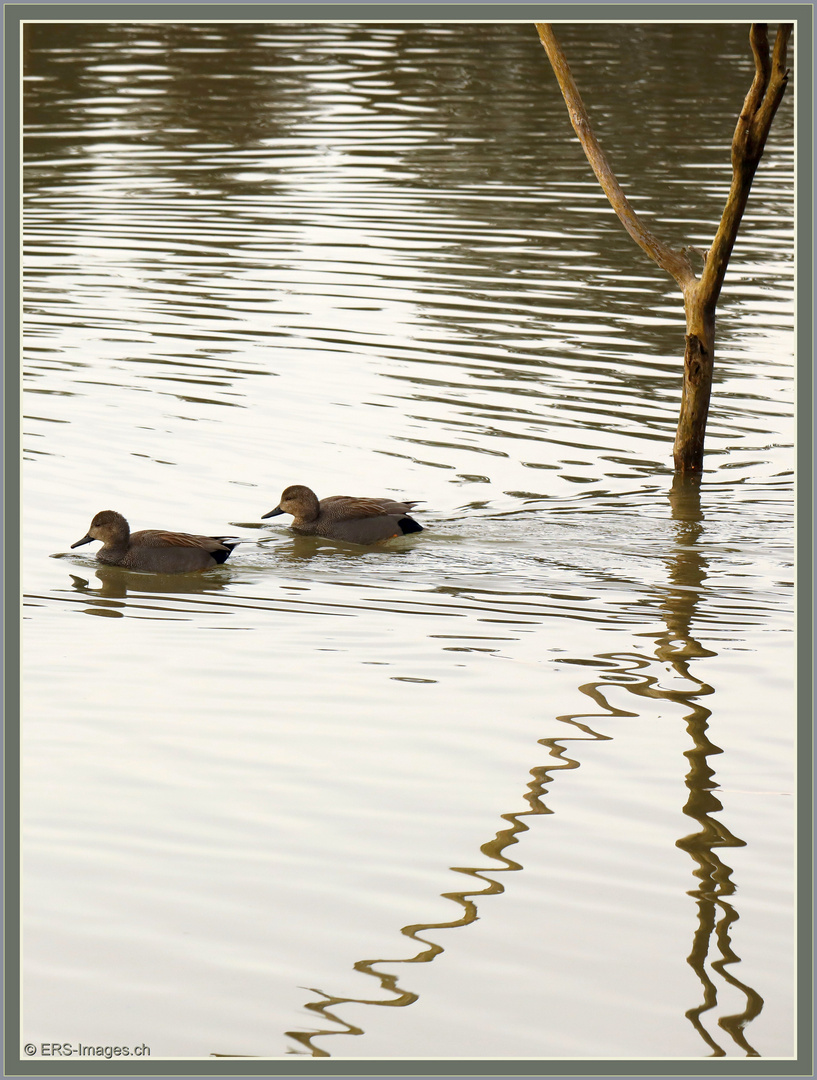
<box><xmin>664</xmin><ymin>474</ymin><xmax>762</xmax><ymax>1057</ymax></box>
<box><xmin>283</xmin><ymin>669</ymin><xmax>636</xmax><ymax>1056</ymax></box>
<box><xmin>283</xmin><ymin>475</ymin><xmax>766</xmax><ymax>1058</ymax></box>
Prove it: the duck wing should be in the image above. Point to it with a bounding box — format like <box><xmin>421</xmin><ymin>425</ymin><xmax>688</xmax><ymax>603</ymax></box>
<box><xmin>132</xmin><ymin>530</ymin><xmax>238</xmax><ymax>553</ymax></box>
<box><xmin>320</xmin><ymin>496</ymin><xmax>419</xmax><ymax>519</ymax></box>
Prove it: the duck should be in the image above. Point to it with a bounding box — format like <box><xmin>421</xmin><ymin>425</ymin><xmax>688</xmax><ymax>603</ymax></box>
<box><xmin>262</xmin><ymin>484</ymin><xmax>423</xmax><ymax>545</ymax></box>
<box><xmin>71</xmin><ymin>510</ymin><xmax>240</xmax><ymax>573</ymax></box>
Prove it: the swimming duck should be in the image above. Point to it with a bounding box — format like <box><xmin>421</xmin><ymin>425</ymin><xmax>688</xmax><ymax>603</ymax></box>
<box><xmin>71</xmin><ymin>510</ymin><xmax>240</xmax><ymax>573</ymax></box>
<box><xmin>262</xmin><ymin>484</ymin><xmax>423</xmax><ymax>545</ymax></box>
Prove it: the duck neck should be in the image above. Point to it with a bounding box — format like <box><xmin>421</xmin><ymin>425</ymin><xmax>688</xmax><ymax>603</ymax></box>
<box><xmin>98</xmin><ymin>524</ymin><xmax>131</xmax><ymax>560</ymax></box>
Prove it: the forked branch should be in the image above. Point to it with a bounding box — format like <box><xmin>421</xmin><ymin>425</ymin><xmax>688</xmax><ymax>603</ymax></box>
<box><xmin>536</xmin><ymin>22</ymin><xmax>793</xmax><ymax>474</ymax></box>
<box><xmin>703</xmin><ymin>23</ymin><xmax>792</xmax><ymax>300</ymax></box>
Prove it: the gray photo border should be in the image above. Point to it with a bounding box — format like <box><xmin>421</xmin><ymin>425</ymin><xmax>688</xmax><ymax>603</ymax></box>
<box><xmin>4</xmin><ymin>2</ymin><xmax>813</xmax><ymax>1077</ymax></box>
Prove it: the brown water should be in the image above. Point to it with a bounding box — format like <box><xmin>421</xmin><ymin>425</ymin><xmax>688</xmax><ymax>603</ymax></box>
<box><xmin>21</xmin><ymin>20</ymin><xmax>796</xmax><ymax>1062</ymax></box>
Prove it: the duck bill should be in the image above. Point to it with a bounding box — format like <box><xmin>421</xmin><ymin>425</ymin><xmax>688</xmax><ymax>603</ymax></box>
<box><xmin>70</xmin><ymin>534</ymin><xmax>93</xmax><ymax>548</ymax></box>
<box><xmin>261</xmin><ymin>507</ymin><xmax>284</xmax><ymax>519</ymax></box>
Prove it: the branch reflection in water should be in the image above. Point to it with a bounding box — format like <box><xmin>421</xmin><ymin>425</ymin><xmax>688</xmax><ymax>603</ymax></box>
<box><xmin>278</xmin><ymin>477</ymin><xmax>762</xmax><ymax>1060</ymax></box>
<box><xmin>663</xmin><ymin>476</ymin><xmax>762</xmax><ymax>1058</ymax></box>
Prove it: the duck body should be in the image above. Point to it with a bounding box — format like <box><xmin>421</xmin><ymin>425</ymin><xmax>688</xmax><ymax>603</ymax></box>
<box><xmin>263</xmin><ymin>484</ymin><xmax>423</xmax><ymax>545</ymax></box>
<box><xmin>71</xmin><ymin>510</ymin><xmax>240</xmax><ymax>573</ymax></box>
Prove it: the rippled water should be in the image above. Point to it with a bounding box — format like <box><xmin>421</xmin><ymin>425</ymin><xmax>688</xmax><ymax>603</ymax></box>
<box><xmin>20</xmin><ymin>20</ymin><xmax>796</xmax><ymax>1063</ymax></box>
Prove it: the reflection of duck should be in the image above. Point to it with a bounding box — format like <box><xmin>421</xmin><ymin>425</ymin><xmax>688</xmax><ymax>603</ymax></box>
<box><xmin>71</xmin><ymin>510</ymin><xmax>240</xmax><ymax>573</ymax></box>
<box><xmin>69</xmin><ymin>569</ymin><xmax>234</xmax><ymax>600</ymax></box>
<box><xmin>262</xmin><ymin>485</ymin><xmax>424</xmax><ymax>545</ymax></box>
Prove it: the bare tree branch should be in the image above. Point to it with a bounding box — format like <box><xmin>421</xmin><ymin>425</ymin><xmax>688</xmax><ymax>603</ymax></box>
<box><xmin>536</xmin><ymin>22</ymin><xmax>792</xmax><ymax>473</ymax></box>
<box><xmin>753</xmin><ymin>23</ymin><xmax>792</xmax><ymax>139</ymax></box>
<box><xmin>741</xmin><ymin>23</ymin><xmax>771</xmax><ymax>130</ymax></box>
<box><xmin>701</xmin><ymin>23</ymin><xmax>792</xmax><ymax>301</ymax></box>
<box><xmin>535</xmin><ymin>22</ymin><xmax>696</xmax><ymax>290</ymax></box>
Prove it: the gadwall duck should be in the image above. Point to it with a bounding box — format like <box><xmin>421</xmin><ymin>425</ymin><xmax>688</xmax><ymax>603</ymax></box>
<box><xmin>262</xmin><ymin>484</ymin><xmax>423</xmax><ymax>545</ymax></box>
<box><xmin>71</xmin><ymin>510</ymin><xmax>240</xmax><ymax>573</ymax></box>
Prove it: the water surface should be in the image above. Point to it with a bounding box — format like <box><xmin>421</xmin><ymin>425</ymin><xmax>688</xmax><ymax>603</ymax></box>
<box><xmin>21</xmin><ymin>20</ymin><xmax>795</xmax><ymax>1062</ymax></box>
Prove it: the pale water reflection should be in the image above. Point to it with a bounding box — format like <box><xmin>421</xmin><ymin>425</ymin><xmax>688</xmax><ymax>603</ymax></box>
<box><xmin>22</xmin><ymin>20</ymin><xmax>794</xmax><ymax>1062</ymax></box>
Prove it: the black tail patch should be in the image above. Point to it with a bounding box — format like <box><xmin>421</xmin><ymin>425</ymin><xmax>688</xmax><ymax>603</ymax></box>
<box><xmin>399</xmin><ymin>517</ymin><xmax>423</xmax><ymax>535</ymax></box>
<box><xmin>213</xmin><ymin>539</ymin><xmax>240</xmax><ymax>564</ymax></box>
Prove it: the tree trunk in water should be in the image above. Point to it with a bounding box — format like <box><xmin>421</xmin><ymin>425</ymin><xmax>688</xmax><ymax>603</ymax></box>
<box><xmin>535</xmin><ymin>22</ymin><xmax>792</xmax><ymax>475</ymax></box>
<box><xmin>675</xmin><ymin>296</ymin><xmax>716</xmax><ymax>474</ymax></box>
